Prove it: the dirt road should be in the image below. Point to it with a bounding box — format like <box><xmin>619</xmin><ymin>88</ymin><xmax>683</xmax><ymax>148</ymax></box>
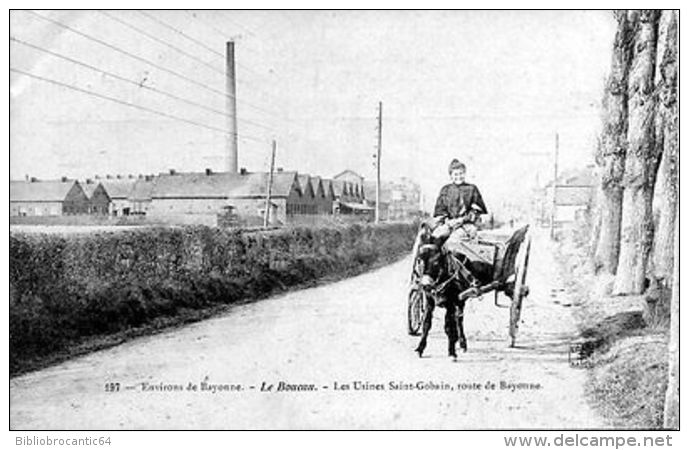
<box><xmin>10</xmin><ymin>229</ymin><xmax>607</xmax><ymax>429</ymax></box>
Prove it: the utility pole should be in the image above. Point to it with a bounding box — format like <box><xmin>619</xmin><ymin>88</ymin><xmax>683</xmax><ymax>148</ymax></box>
<box><xmin>375</xmin><ymin>101</ymin><xmax>383</xmax><ymax>224</ymax></box>
<box><xmin>226</xmin><ymin>41</ymin><xmax>238</xmax><ymax>173</ymax></box>
<box><xmin>550</xmin><ymin>132</ymin><xmax>559</xmax><ymax>239</ymax></box>
<box><xmin>264</xmin><ymin>140</ymin><xmax>276</xmax><ymax>228</ymax></box>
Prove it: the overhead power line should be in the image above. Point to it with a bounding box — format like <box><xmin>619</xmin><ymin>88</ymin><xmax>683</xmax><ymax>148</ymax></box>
<box><xmin>139</xmin><ymin>10</ymin><xmax>224</xmax><ymax>58</ymax></box>
<box><xmin>188</xmin><ymin>12</ymin><xmax>257</xmax><ymax>47</ymax></box>
<box><xmin>102</xmin><ymin>10</ymin><xmax>278</xmax><ymax>110</ymax></box>
<box><xmin>25</xmin><ymin>10</ymin><xmax>280</xmax><ymax>119</ymax></box>
<box><xmin>138</xmin><ymin>10</ymin><xmax>270</xmax><ymax>81</ymax></box>
<box><xmin>99</xmin><ymin>11</ymin><xmax>227</xmax><ymax>78</ymax></box>
<box><xmin>187</xmin><ymin>11</ymin><xmax>318</xmax><ymax>90</ymax></box>
<box><xmin>10</xmin><ymin>67</ymin><xmax>268</xmax><ymax>143</ymax></box>
<box><xmin>183</xmin><ymin>11</ymin><xmax>286</xmax><ymax>100</ymax></box>
<box><xmin>218</xmin><ymin>11</ymin><xmax>259</xmax><ymax>38</ymax></box>
<box><xmin>10</xmin><ymin>36</ymin><xmax>274</xmax><ymax>132</ymax></box>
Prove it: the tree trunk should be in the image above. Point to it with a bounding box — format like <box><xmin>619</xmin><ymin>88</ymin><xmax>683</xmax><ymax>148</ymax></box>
<box><xmin>588</xmin><ymin>162</ymin><xmax>602</xmax><ymax>257</ymax></box>
<box><xmin>593</xmin><ymin>11</ymin><xmax>635</xmax><ymax>274</ymax></box>
<box><xmin>663</xmin><ymin>201</ymin><xmax>679</xmax><ymax>429</ymax></box>
<box><xmin>612</xmin><ymin>10</ymin><xmax>660</xmax><ymax>295</ymax></box>
<box><xmin>650</xmin><ymin>10</ymin><xmax>678</xmax><ymax>287</ymax></box>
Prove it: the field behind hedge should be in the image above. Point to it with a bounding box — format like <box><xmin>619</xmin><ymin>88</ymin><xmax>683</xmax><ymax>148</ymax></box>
<box><xmin>10</xmin><ymin>222</ymin><xmax>417</xmax><ymax>375</ymax></box>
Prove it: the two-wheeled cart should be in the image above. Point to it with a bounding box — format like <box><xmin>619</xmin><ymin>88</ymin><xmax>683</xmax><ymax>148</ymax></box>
<box><xmin>407</xmin><ymin>224</ymin><xmax>532</xmax><ymax>347</ymax></box>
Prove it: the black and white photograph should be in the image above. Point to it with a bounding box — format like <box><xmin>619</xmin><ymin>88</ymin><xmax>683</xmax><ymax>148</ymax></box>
<box><xmin>8</xmin><ymin>7</ymin><xmax>680</xmax><ymax>437</ymax></box>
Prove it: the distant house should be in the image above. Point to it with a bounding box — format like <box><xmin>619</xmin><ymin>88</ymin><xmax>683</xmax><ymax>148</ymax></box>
<box><xmin>363</xmin><ymin>178</ymin><xmax>422</xmax><ymax>221</ymax></box>
<box><xmin>363</xmin><ymin>181</ymin><xmax>391</xmax><ymax>220</ymax></box>
<box><xmin>146</xmin><ymin>169</ymin><xmax>312</xmax><ymax>225</ymax></box>
<box><xmin>99</xmin><ymin>177</ymin><xmax>137</xmax><ymax>216</ymax></box>
<box><xmin>229</xmin><ymin>170</ymin><xmax>308</xmax><ymax>223</ymax></box>
<box><xmin>544</xmin><ymin>166</ymin><xmax>595</xmax><ymax>224</ymax></box>
<box><xmin>334</xmin><ymin>170</ymin><xmax>368</xmax><ymax>203</ymax></box>
<box><xmin>386</xmin><ymin>177</ymin><xmax>422</xmax><ymax>220</ymax></box>
<box><xmin>81</xmin><ymin>180</ymin><xmax>110</xmax><ymax>215</ymax></box>
<box><xmin>334</xmin><ymin>170</ymin><xmax>364</xmax><ymax>193</ymax></box>
<box><xmin>10</xmin><ymin>178</ymin><xmax>89</xmax><ymax>216</ymax></box>
<box><xmin>332</xmin><ymin>171</ymin><xmax>372</xmax><ymax>218</ymax></box>
<box><xmin>147</xmin><ymin>170</ymin><xmax>244</xmax><ymax>218</ymax></box>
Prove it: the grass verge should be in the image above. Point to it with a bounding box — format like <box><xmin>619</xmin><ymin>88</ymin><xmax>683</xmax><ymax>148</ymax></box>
<box><xmin>554</xmin><ymin>231</ymin><xmax>669</xmax><ymax>429</ymax></box>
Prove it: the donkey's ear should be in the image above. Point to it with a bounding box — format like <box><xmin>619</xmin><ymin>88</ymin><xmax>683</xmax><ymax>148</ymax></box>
<box><xmin>419</xmin><ymin>224</ymin><xmax>432</xmax><ymax>242</ymax></box>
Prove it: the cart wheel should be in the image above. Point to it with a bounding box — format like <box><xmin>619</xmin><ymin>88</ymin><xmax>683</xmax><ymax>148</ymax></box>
<box><xmin>509</xmin><ymin>233</ymin><xmax>531</xmax><ymax>347</ymax></box>
<box><xmin>408</xmin><ymin>287</ymin><xmax>426</xmax><ymax>336</ymax></box>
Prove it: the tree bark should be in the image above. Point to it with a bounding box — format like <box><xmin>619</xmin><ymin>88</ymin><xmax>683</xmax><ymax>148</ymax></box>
<box><xmin>593</xmin><ymin>11</ymin><xmax>635</xmax><ymax>274</ymax></box>
<box><xmin>650</xmin><ymin>10</ymin><xmax>678</xmax><ymax>287</ymax></box>
<box><xmin>612</xmin><ymin>10</ymin><xmax>660</xmax><ymax>295</ymax></box>
<box><xmin>663</xmin><ymin>201</ymin><xmax>679</xmax><ymax>429</ymax></box>
<box><xmin>588</xmin><ymin>159</ymin><xmax>603</xmax><ymax>257</ymax></box>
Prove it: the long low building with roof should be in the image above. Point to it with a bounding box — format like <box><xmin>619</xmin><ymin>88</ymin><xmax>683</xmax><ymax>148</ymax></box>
<box><xmin>145</xmin><ymin>169</ymin><xmax>319</xmax><ymax>225</ymax></box>
<box><xmin>10</xmin><ymin>178</ymin><xmax>90</xmax><ymax>216</ymax></box>
<box><xmin>223</xmin><ymin>170</ymin><xmax>307</xmax><ymax>223</ymax></box>
<box><xmin>78</xmin><ymin>175</ymin><xmax>143</xmax><ymax>216</ymax></box>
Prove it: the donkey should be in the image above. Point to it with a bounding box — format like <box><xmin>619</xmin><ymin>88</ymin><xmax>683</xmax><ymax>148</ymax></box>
<box><xmin>413</xmin><ymin>223</ymin><xmax>494</xmax><ymax>358</ymax></box>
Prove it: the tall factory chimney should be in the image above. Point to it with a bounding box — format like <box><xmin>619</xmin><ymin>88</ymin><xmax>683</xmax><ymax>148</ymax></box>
<box><xmin>226</xmin><ymin>41</ymin><xmax>239</xmax><ymax>173</ymax></box>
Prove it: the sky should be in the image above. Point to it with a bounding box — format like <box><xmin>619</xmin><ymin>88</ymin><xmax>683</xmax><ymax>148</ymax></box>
<box><xmin>10</xmin><ymin>10</ymin><xmax>616</xmax><ymax>212</ymax></box>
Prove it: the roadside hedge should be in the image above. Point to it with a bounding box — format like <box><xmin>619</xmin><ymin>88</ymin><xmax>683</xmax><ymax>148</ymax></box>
<box><xmin>10</xmin><ymin>222</ymin><xmax>417</xmax><ymax>373</ymax></box>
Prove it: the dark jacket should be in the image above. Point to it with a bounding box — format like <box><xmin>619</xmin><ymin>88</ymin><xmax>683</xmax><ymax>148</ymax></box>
<box><xmin>433</xmin><ymin>182</ymin><xmax>488</xmax><ymax>219</ymax></box>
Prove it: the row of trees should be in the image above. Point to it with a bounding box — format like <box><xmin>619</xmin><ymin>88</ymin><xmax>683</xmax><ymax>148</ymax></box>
<box><xmin>589</xmin><ymin>10</ymin><xmax>678</xmax><ymax>429</ymax></box>
<box><xmin>591</xmin><ymin>9</ymin><xmax>678</xmax><ymax>295</ymax></box>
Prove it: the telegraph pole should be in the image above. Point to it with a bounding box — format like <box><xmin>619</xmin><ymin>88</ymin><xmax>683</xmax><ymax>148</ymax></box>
<box><xmin>264</xmin><ymin>140</ymin><xmax>276</xmax><ymax>228</ymax></box>
<box><xmin>226</xmin><ymin>41</ymin><xmax>238</xmax><ymax>173</ymax></box>
<box><xmin>375</xmin><ymin>101</ymin><xmax>383</xmax><ymax>223</ymax></box>
<box><xmin>550</xmin><ymin>133</ymin><xmax>559</xmax><ymax>239</ymax></box>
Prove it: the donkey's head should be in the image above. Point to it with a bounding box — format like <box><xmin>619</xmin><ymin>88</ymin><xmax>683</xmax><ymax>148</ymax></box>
<box><xmin>416</xmin><ymin>224</ymin><xmax>449</xmax><ymax>288</ymax></box>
